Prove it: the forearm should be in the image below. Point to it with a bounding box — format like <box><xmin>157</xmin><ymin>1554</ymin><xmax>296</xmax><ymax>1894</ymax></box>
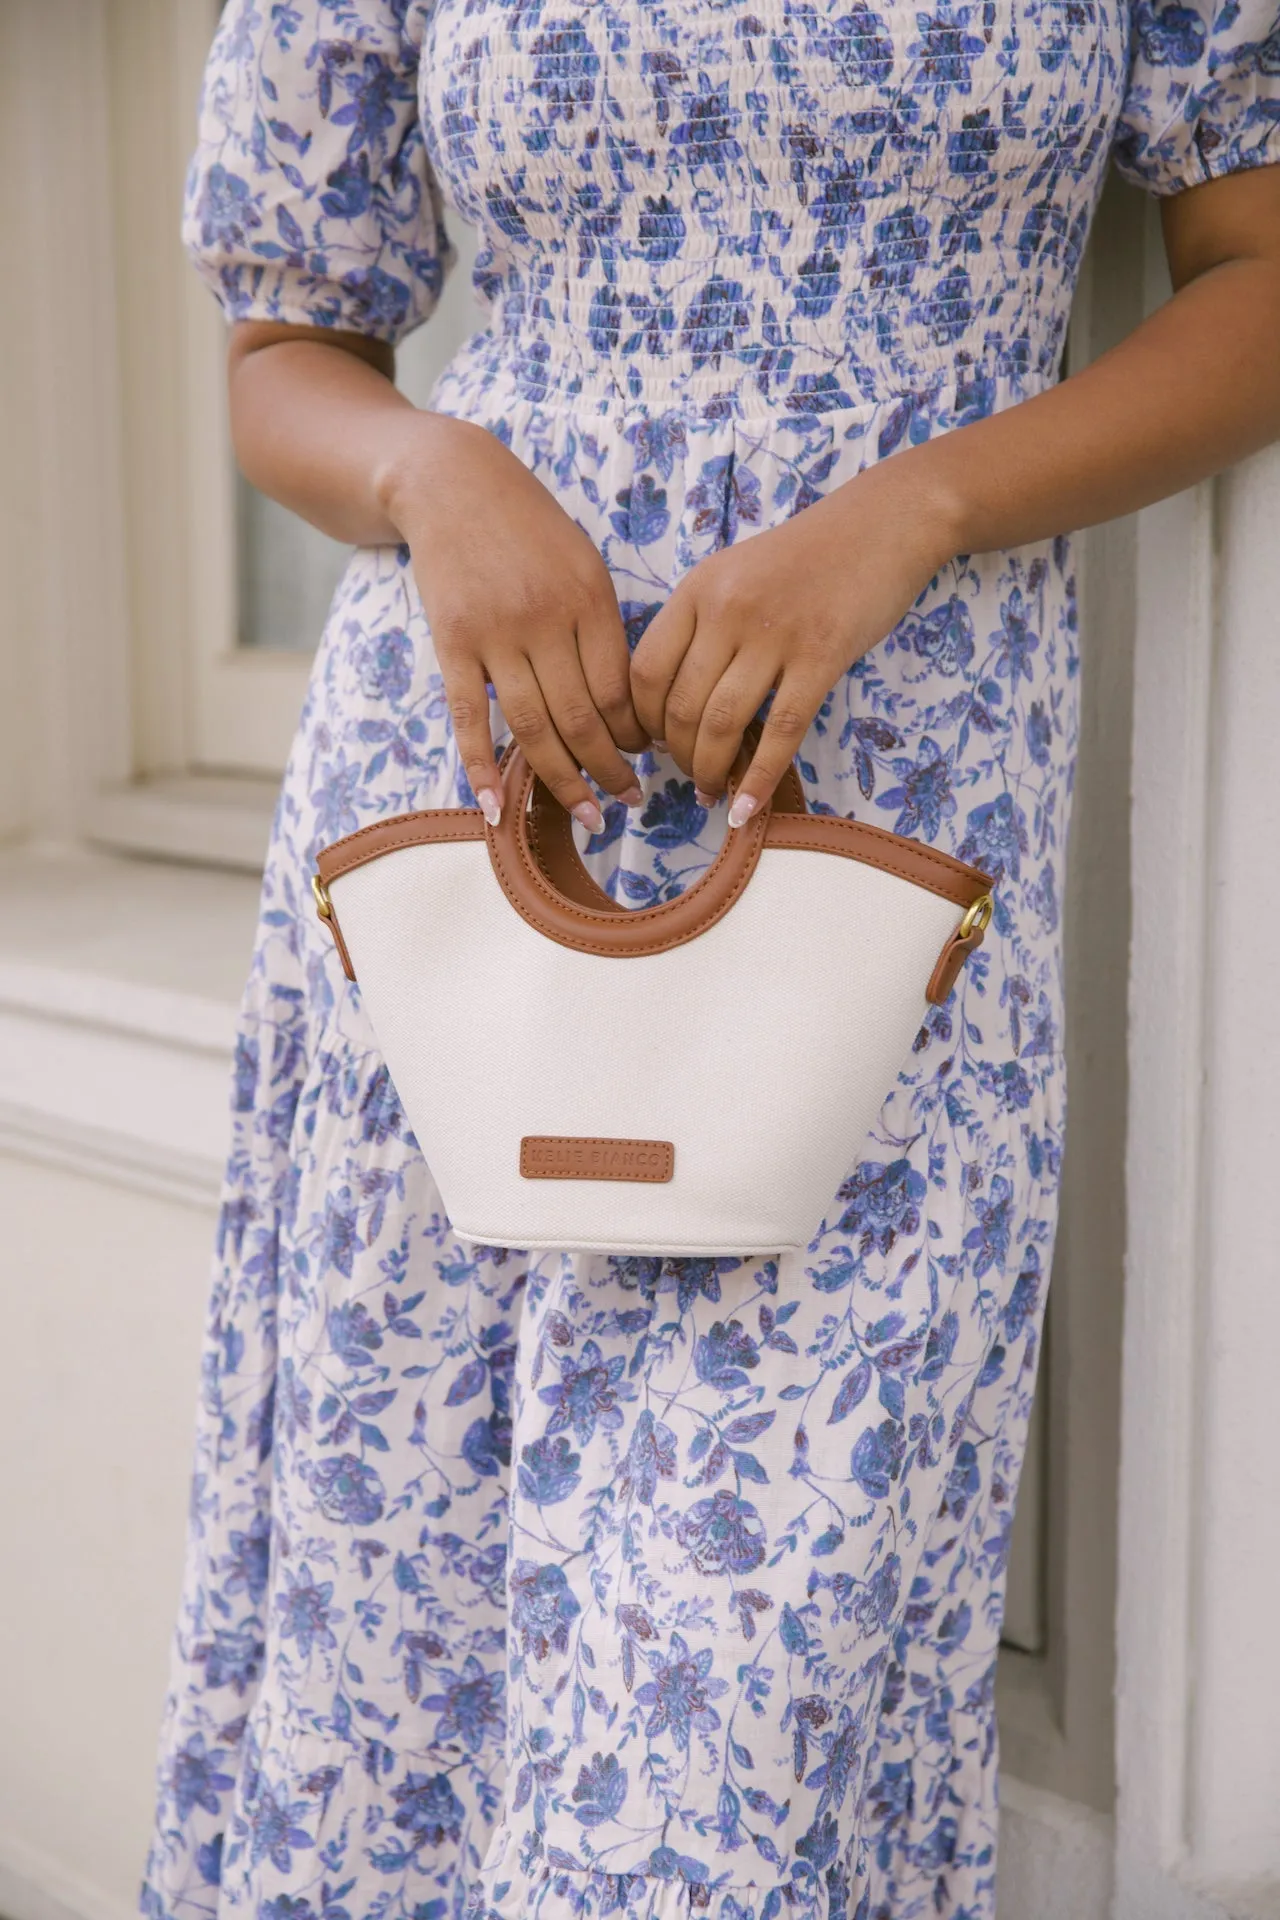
<box><xmin>226</xmin><ymin>322</ymin><xmax>452</xmax><ymax>547</ymax></box>
<box><xmin>880</xmin><ymin>172</ymin><xmax>1280</xmax><ymax>565</ymax></box>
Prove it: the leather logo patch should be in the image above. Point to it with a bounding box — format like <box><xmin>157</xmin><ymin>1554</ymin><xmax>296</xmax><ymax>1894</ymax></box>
<box><xmin>520</xmin><ymin>1136</ymin><xmax>675</xmax><ymax>1184</ymax></box>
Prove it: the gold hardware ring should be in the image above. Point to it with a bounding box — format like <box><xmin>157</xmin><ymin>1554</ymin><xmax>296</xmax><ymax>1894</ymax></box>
<box><xmin>959</xmin><ymin>893</ymin><xmax>994</xmax><ymax>940</ymax></box>
<box><xmin>312</xmin><ymin>873</ymin><xmax>333</xmax><ymax>921</ymax></box>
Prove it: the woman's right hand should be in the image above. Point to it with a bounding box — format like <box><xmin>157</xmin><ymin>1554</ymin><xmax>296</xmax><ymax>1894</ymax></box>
<box><xmin>381</xmin><ymin>412</ymin><xmax>648</xmax><ymax>829</ymax></box>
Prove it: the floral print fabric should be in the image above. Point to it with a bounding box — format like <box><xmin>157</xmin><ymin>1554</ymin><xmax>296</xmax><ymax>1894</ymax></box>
<box><xmin>146</xmin><ymin>5</ymin><xmax>1279</xmax><ymax>1920</ymax></box>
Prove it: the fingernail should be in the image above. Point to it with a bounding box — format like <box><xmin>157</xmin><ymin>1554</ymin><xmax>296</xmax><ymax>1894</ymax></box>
<box><xmin>617</xmin><ymin>784</ymin><xmax>643</xmax><ymax>807</ymax></box>
<box><xmin>477</xmin><ymin>787</ymin><xmax>502</xmax><ymax>826</ymax></box>
<box><xmin>652</xmin><ymin>739</ymin><xmax>668</xmax><ymax>752</ymax></box>
<box><xmin>573</xmin><ymin>799</ymin><xmax>606</xmax><ymax>834</ymax></box>
<box><xmin>695</xmin><ymin>788</ymin><xmax>719</xmax><ymax>809</ymax></box>
<box><xmin>727</xmin><ymin>793</ymin><xmax>758</xmax><ymax>829</ymax></box>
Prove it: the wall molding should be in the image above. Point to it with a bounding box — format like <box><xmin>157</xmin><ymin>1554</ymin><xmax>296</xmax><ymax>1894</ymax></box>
<box><xmin>0</xmin><ymin>1101</ymin><xmax>220</xmax><ymax>1211</ymax></box>
<box><xmin>0</xmin><ymin>954</ymin><xmax>233</xmax><ymax>1212</ymax></box>
<box><xmin>0</xmin><ymin>1835</ymin><xmax>137</xmax><ymax>1920</ymax></box>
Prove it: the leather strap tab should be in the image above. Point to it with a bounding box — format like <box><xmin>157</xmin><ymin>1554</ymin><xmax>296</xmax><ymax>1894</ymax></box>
<box><xmin>926</xmin><ymin>926</ymin><xmax>986</xmax><ymax>1005</ymax></box>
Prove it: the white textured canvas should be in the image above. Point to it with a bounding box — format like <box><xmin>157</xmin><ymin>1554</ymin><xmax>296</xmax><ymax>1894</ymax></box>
<box><xmin>329</xmin><ymin>842</ymin><xmax>958</xmax><ymax>1255</ymax></box>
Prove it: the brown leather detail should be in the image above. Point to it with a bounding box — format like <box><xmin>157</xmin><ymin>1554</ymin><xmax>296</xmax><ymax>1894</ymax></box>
<box><xmin>520</xmin><ymin>1136</ymin><xmax>675</xmax><ymax>1183</ymax></box>
<box><xmin>771</xmin><ymin>762</ymin><xmax>807</xmax><ymax>815</ymax></box>
<box><xmin>310</xmin><ymin>753</ymin><xmax>995</xmax><ymax>987</ymax></box>
<box><xmin>762</xmin><ymin>814</ymin><xmax>991</xmax><ymax>911</ymax></box>
<box><xmin>324</xmin><ymin>903</ymin><xmax>357</xmax><ymax>983</ymax></box>
<box><xmin>315</xmin><ymin>808</ymin><xmax>486</xmax><ymax>890</ymax></box>
<box><xmin>313</xmin><ymin>808</ymin><xmax>488</xmax><ymax>983</ymax></box>
<box><xmin>486</xmin><ymin>742</ymin><xmax>771</xmax><ymax>958</ymax></box>
<box><xmin>527</xmin><ymin>782</ymin><xmax>622</xmax><ymax>914</ymax></box>
<box><xmin>926</xmin><ymin>926</ymin><xmax>986</xmax><ymax>1005</ymax></box>
<box><xmin>521</xmin><ymin>759</ymin><xmax>805</xmax><ymax>915</ymax></box>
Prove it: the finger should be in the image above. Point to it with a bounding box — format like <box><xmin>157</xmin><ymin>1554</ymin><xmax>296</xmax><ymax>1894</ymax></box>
<box><xmin>531</xmin><ymin>642</ymin><xmax>643</xmax><ymax>804</ymax></box>
<box><xmin>687</xmin><ymin>652</ymin><xmax>778</xmax><ymax>799</ymax></box>
<box><xmin>489</xmin><ymin>653</ymin><xmax>610</xmax><ymax>833</ymax></box>
<box><xmin>724</xmin><ymin>670</ymin><xmax>824</xmax><ymax>828</ymax></box>
<box><xmin>437</xmin><ymin>647</ymin><xmax>502</xmax><ymax>824</ymax></box>
<box><xmin>661</xmin><ymin>624</ymin><xmax>738</xmax><ymax>792</ymax></box>
<box><xmin>576</xmin><ymin>596</ymin><xmax>650</xmax><ymax>758</ymax></box>
<box><xmin>629</xmin><ymin>587</ymin><xmax>697</xmax><ymax>741</ymax></box>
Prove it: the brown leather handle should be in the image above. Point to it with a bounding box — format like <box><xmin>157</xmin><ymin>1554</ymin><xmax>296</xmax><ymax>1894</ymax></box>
<box><xmin>314</xmin><ymin>745</ymin><xmax>993</xmax><ymax>990</ymax></box>
<box><xmin>484</xmin><ymin>741</ymin><xmax>778</xmax><ymax>957</ymax></box>
<box><xmin>519</xmin><ymin>737</ymin><xmax>808</xmax><ymax>917</ymax></box>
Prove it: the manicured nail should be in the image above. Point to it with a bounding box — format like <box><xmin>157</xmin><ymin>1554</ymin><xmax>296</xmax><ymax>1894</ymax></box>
<box><xmin>727</xmin><ymin>793</ymin><xmax>758</xmax><ymax>829</ymax></box>
<box><xmin>477</xmin><ymin>787</ymin><xmax>502</xmax><ymax>826</ymax></box>
<box><xmin>695</xmin><ymin>788</ymin><xmax>719</xmax><ymax>809</ymax></box>
<box><xmin>573</xmin><ymin>799</ymin><xmax>606</xmax><ymax>834</ymax></box>
<box><xmin>617</xmin><ymin>784</ymin><xmax>643</xmax><ymax>806</ymax></box>
<box><xmin>652</xmin><ymin>739</ymin><xmax>668</xmax><ymax>752</ymax></box>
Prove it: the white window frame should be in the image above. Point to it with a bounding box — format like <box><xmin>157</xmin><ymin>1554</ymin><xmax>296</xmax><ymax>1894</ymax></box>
<box><xmin>83</xmin><ymin>0</ymin><xmax>483</xmax><ymax>863</ymax></box>
<box><xmin>110</xmin><ymin>0</ymin><xmax>313</xmax><ymax>819</ymax></box>
<box><xmin>171</xmin><ymin>0</ymin><xmax>335</xmax><ymax>780</ymax></box>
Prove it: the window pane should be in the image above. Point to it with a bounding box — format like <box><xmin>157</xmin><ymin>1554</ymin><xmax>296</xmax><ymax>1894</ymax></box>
<box><xmin>237</xmin><ymin>481</ymin><xmax>350</xmax><ymax>651</ymax></box>
<box><xmin>235</xmin><ymin>222</ymin><xmax>482</xmax><ymax>653</ymax></box>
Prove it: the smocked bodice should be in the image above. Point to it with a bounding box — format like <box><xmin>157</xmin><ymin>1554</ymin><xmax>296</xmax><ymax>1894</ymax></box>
<box><xmin>416</xmin><ymin>0</ymin><xmax>1126</xmax><ymax>413</ymax></box>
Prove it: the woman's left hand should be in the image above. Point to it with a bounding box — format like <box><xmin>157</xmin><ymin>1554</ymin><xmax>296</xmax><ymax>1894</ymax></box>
<box><xmin>629</xmin><ymin>460</ymin><xmax>958</xmax><ymax>825</ymax></box>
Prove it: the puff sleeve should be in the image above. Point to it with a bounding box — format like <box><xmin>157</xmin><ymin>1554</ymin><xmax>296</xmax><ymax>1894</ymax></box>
<box><xmin>1112</xmin><ymin>0</ymin><xmax>1280</xmax><ymax>194</ymax></box>
<box><xmin>183</xmin><ymin>0</ymin><xmax>453</xmax><ymax>342</ymax></box>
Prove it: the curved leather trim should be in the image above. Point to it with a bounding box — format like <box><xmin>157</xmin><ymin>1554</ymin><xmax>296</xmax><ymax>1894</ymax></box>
<box><xmin>526</xmin><ymin>783</ymin><xmax>623</xmax><ymax>914</ymax></box>
<box><xmin>311</xmin><ymin>765</ymin><xmax>994</xmax><ymax>987</ymax></box>
<box><xmin>315</xmin><ymin>811</ymin><xmax>486</xmax><ymax>982</ymax></box>
<box><xmin>312</xmin><ymin>757</ymin><xmax>807</xmax><ymax>904</ymax></box>
<box><xmin>521</xmin><ymin>758</ymin><xmax>806</xmax><ymax>915</ymax></box>
<box><xmin>316</xmin><ymin>808</ymin><xmax>486</xmax><ymax>888</ymax></box>
<box><xmin>485</xmin><ymin>745</ymin><xmax>772</xmax><ymax>958</ymax></box>
<box><xmin>762</xmin><ymin>815</ymin><xmax>991</xmax><ymax>910</ymax></box>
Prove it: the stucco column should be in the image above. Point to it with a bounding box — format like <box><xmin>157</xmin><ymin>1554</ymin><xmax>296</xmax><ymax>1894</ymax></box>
<box><xmin>1186</xmin><ymin>444</ymin><xmax>1280</xmax><ymax>1886</ymax></box>
<box><xmin>1117</xmin><ymin>417</ymin><xmax>1280</xmax><ymax>1918</ymax></box>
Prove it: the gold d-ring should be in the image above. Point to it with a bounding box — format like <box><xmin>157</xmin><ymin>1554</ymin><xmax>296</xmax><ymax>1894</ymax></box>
<box><xmin>312</xmin><ymin>873</ymin><xmax>333</xmax><ymax>921</ymax></box>
<box><xmin>959</xmin><ymin>893</ymin><xmax>994</xmax><ymax>940</ymax></box>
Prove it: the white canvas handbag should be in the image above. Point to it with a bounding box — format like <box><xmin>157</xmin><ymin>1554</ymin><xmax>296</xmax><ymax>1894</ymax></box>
<box><xmin>312</xmin><ymin>744</ymin><xmax>993</xmax><ymax>1258</ymax></box>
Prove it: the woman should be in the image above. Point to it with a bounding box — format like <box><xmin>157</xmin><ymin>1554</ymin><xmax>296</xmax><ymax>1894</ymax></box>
<box><xmin>143</xmin><ymin>4</ymin><xmax>1280</xmax><ymax>1918</ymax></box>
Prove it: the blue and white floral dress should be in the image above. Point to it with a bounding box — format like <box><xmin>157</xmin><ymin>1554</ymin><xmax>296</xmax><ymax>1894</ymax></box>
<box><xmin>145</xmin><ymin>5</ymin><xmax>1279</xmax><ymax>1919</ymax></box>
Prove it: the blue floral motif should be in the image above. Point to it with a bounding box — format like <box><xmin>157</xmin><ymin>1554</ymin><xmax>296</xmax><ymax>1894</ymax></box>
<box><xmin>275</xmin><ymin>1565</ymin><xmax>344</xmax><ymax>1657</ymax></box>
<box><xmin>835</xmin><ymin>1158</ymin><xmax>927</xmax><ymax>1257</ymax></box>
<box><xmin>422</xmin><ymin>1655</ymin><xmax>504</xmax><ymax>1754</ymax></box>
<box><xmin>147</xmin><ymin>7</ymin><xmax>1278</xmax><ymax>1920</ymax></box>
<box><xmin>391</xmin><ymin>1772</ymin><xmax>466</xmax><ymax>1845</ymax></box>
<box><xmin>307</xmin><ymin>1453</ymin><xmax>385</xmax><ymax>1526</ymax></box>
<box><xmin>676</xmin><ymin>1489</ymin><xmax>768</xmax><ymax>1576</ymax></box>
<box><xmin>517</xmin><ymin>1433</ymin><xmax>583</xmax><ymax>1507</ymax></box>
<box><xmin>637</xmin><ymin>779</ymin><xmax>708</xmax><ymax>852</ymax></box>
<box><xmin>617</xmin><ymin>1407</ymin><xmax>678</xmax><ymax>1505</ymax></box>
<box><xmin>633</xmin><ymin>1633</ymin><xmax>730</xmax><ymax>1750</ymax></box>
<box><xmin>244</xmin><ymin>1782</ymin><xmax>314</xmax><ymax>1874</ymax></box>
<box><xmin>570</xmin><ymin>1753</ymin><xmax>629</xmax><ymax>1826</ymax></box>
<box><xmin>874</xmin><ymin>736</ymin><xmax>956</xmax><ymax>840</ymax></box>
<box><xmin>694</xmin><ymin>1319</ymin><xmax>761</xmax><ymax>1390</ymax></box>
<box><xmin>168</xmin><ymin>1736</ymin><xmax>237</xmax><ymax>1823</ymax></box>
<box><xmin>510</xmin><ymin>1560</ymin><xmax>581</xmax><ymax>1660</ymax></box>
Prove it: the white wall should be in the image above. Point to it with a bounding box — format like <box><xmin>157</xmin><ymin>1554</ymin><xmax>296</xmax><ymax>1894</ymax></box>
<box><xmin>0</xmin><ymin>1157</ymin><xmax>210</xmax><ymax>1920</ymax></box>
<box><xmin>1117</xmin><ymin>411</ymin><xmax>1280</xmax><ymax>1915</ymax></box>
